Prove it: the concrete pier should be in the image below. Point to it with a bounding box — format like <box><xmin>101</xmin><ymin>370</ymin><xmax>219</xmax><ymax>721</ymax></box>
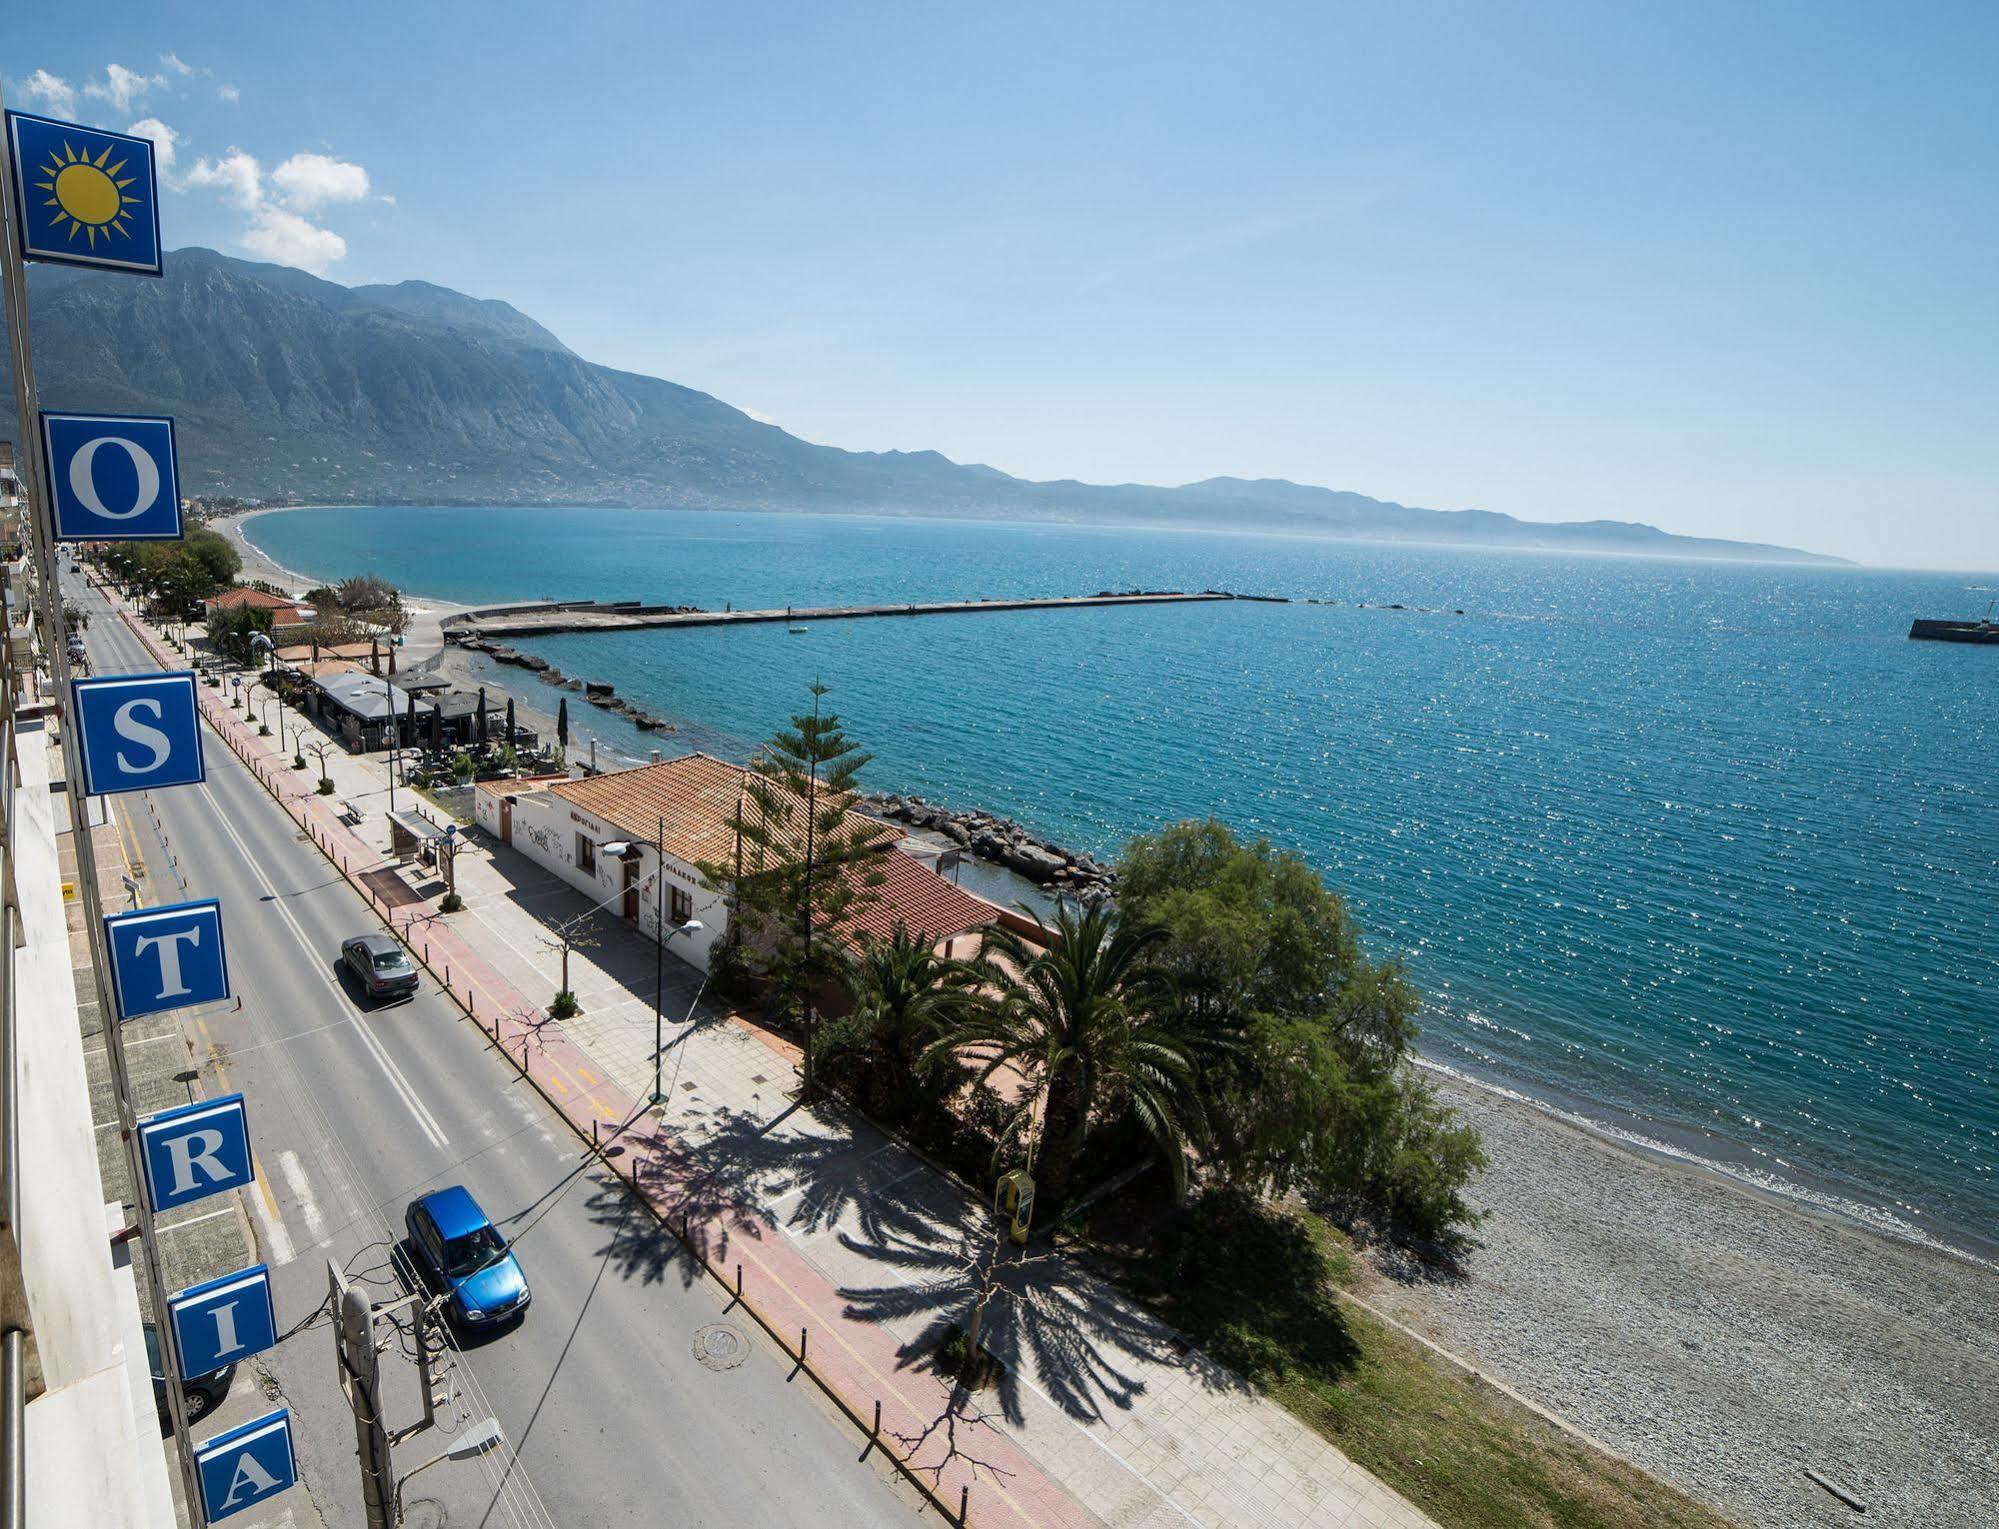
<box><xmin>444</xmin><ymin>589</ymin><xmax>1250</xmax><ymax>641</ymax></box>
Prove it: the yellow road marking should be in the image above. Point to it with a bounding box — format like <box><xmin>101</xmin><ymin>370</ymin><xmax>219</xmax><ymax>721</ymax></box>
<box><xmin>579</xmin><ymin>1068</ymin><xmax>598</xmax><ymax>1086</ymax></box>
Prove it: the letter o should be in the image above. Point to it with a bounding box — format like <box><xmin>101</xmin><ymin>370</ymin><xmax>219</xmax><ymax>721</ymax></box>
<box><xmin>69</xmin><ymin>436</ymin><xmax>161</xmax><ymax>521</ymax></box>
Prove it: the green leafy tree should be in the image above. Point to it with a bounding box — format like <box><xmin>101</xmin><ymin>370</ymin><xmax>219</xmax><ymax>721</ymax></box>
<box><xmin>1119</xmin><ymin>820</ymin><xmax>1484</xmax><ymax>1244</ymax></box>
<box><xmin>207</xmin><ymin>603</ymin><xmax>275</xmax><ymax>662</ymax></box>
<box><xmin>700</xmin><ymin>682</ymin><xmax>885</xmax><ymax>1089</ymax></box>
<box><xmin>931</xmin><ymin>901</ymin><xmax>1201</xmax><ymax>1217</ymax></box>
<box><xmin>815</xmin><ymin>928</ymin><xmax>981</xmax><ymax>1123</ymax></box>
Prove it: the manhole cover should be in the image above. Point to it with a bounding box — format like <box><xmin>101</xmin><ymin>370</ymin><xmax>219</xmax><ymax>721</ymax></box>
<box><xmin>692</xmin><ymin>1322</ymin><xmax>749</xmax><ymax>1371</ymax></box>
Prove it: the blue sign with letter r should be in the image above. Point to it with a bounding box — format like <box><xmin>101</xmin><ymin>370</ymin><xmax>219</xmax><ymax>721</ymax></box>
<box><xmin>137</xmin><ymin>1094</ymin><xmax>253</xmax><ymax>1214</ymax></box>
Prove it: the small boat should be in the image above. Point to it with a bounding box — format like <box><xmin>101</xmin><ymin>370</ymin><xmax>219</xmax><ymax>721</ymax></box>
<box><xmin>1909</xmin><ymin>601</ymin><xmax>1999</xmax><ymax>645</ymax></box>
<box><xmin>787</xmin><ymin>625</ymin><xmax>809</xmax><ymax>634</ymax></box>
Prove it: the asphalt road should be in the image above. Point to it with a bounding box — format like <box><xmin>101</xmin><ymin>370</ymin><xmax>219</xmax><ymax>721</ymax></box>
<box><xmin>75</xmin><ymin>575</ymin><xmax>920</xmax><ymax>1529</ymax></box>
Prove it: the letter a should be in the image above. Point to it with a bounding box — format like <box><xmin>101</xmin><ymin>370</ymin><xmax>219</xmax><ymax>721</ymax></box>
<box><xmin>220</xmin><ymin>1450</ymin><xmax>279</xmax><ymax>1508</ymax></box>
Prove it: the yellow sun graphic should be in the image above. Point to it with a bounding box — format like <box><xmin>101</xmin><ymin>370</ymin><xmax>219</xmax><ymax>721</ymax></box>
<box><xmin>35</xmin><ymin>141</ymin><xmax>142</xmax><ymax>249</ymax></box>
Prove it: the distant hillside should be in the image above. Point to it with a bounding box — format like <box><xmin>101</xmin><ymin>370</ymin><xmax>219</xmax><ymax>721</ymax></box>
<box><xmin>1</xmin><ymin>247</ymin><xmax>1840</xmax><ymax>564</ymax></box>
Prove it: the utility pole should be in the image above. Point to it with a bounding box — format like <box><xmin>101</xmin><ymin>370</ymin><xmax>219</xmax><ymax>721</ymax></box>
<box><xmin>330</xmin><ymin>1263</ymin><xmax>394</xmax><ymax>1529</ymax></box>
<box><xmin>0</xmin><ymin>77</ymin><xmax>208</xmax><ymax>1521</ymax></box>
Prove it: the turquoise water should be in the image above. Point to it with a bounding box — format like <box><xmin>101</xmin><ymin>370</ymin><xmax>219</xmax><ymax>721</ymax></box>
<box><xmin>250</xmin><ymin>505</ymin><xmax>1999</xmax><ymax>1255</ymax></box>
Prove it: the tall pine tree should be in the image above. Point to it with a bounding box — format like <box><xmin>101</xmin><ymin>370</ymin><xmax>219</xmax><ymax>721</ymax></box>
<box><xmin>702</xmin><ymin>682</ymin><xmax>885</xmax><ymax>1089</ymax></box>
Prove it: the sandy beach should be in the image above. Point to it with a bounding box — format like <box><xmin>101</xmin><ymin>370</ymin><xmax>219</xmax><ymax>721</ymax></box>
<box><xmin>220</xmin><ymin>507</ymin><xmax>1996</xmax><ymax>1528</ymax></box>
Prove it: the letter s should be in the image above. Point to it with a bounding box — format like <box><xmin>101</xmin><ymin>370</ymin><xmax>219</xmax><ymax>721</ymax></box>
<box><xmin>112</xmin><ymin>697</ymin><xmax>172</xmax><ymax>776</ymax></box>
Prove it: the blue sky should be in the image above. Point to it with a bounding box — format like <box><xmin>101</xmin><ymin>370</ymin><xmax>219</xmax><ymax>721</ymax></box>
<box><xmin>9</xmin><ymin>2</ymin><xmax>1997</xmax><ymax>567</ymax></box>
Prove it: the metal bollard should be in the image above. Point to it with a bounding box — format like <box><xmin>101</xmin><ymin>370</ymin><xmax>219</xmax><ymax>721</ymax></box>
<box><xmin>959</xmin><ymin>1485</ymin><xmax>969</xmax><ymax>1526</ymax></box>
<box><xmin>736</xmin><ymin>1263</ymin><xmax>743</xmax><ymax>1301</ymax></box>
<box><xmin>872</xmin><ymin>1399</ymin><xmax>880</xmax><ymax>1438</ymax></box>
<box><xmin>800</xmin><ymin>1328</ymin><xmax>808</xmax><ymax>1364</ymax></box>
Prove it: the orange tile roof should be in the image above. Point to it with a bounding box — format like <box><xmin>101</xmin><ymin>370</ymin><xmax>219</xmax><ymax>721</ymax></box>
<box><xmin>274</xmin><ymin>641</ymin><xmax>379</xmax><ymax>662</ymax></box>
<box><xmin>838</xmin><ymin>848</ymin><xmax>1002</xmax><ymax>948</ymax></box>
<box><xmin>547</xmin><ymin>753</ymin><xmax>897</xmax><ymax>870</ymax></box>
<box><xmin>207</xmin><ymin>587</ymin><xmax>309</xmax><ymax>615</ymax></box>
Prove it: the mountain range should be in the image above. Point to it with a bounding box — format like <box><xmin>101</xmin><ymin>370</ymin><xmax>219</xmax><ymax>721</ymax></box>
<box><xmin>2</xmin><ymin>247</ymin><xmax>1837</xmax><ymax>564</ymax></box>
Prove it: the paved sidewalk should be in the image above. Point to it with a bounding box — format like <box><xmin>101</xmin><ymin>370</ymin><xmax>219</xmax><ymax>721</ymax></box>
<box><xmin>120</xmin><ymin>594</ymin><xmax>1437</xmax><ymax>1529</ymax></box>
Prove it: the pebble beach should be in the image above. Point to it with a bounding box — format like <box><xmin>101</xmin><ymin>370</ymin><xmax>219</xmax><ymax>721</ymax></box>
<box><xmin>1364</xmin><ymin>1076</ymin><xmax>1999</xmax><ymax>1528</ymax></box>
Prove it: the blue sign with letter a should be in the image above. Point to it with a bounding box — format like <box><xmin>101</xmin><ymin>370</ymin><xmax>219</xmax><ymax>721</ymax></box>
<box><xmin>41</xmin><ymin>412</ymin><xmax>182</xmax><ymax>541</ymax></box>
<box><xmin>138</xmin><ymin>1094</ymin><xmax>253</xmax><ymax>1214</ymax></box>
<box><xmin>196</xmin><ymin>1408</ymin><xmax>297</xmax><ymax>1522</ymax></box>
<box><xmin>170</xmin><ymin>1264</ymin><xmax>276</xmax><ymax>1379</ymax></box>
<box><xmin>105</xmin><ymin>899</ymin><xmax>229</xmax><ymax>1019</ymax></box>
<box><xmin>5</xmin><ymin>110</ymin><xmax>163</xmax><ymax>275</ymax></box>
<box><xmin>71</xmin><ymin>672</ymin><xmax>204</xmax><ymax>795</ymax></box>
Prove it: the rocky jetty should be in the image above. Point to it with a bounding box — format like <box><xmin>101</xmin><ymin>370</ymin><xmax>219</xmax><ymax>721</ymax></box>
<box><xmin>859</xmin><ymin>793</ymin><xmax>1114</xmax><ymax>903</ymax></box>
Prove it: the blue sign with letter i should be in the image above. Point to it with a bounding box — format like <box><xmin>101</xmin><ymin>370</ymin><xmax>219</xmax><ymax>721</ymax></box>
<box><xmin>105</xmin><ymin>899</ymin><xmax>229</xmax><ymax>1019</ymax></box>
<box><xmin>169</xmin><ymin>1264</ymin><xmax>276</xmax><ymax>1379</ymax></box>
<box><xmin>70</xmin><ymin>672</ymin><xmax>205</xmax><ymax>794</ymax></box>
<box><xmin>5</xmin><ymin>110</ymin><xmax>163</xmax><ymax>274</ymax></box>
<box><xmin>41</xmin><ymin>411</ymin><xmax>182</xmax><ymax>540</ymax></box>
<box><xmin>195</xmin><ymin>1409</ymin><xmax>297</xmax><ymax>1521</ymax></box>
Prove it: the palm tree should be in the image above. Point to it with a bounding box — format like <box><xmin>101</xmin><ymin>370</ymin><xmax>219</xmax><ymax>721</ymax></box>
<box><xmin>821</xmin><ymin>927</ymin><xmax>982</xmax><ymax>1118</ymax></box>
<box><xmin>932</xmin><ymin>902</ymin><xmax>1201</xmax><ymax>1216</ymax></box>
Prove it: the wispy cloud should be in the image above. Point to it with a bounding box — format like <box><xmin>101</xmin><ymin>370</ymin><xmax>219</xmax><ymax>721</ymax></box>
<box><xmin>216</xmin><ymin>84</ymin><xmax>240</xmax><ymax>105</ymax></box>
<box><xmin>271</xmin><ymin>153</ymin><xmax>370</xmax><ymax>212</ymax></box>
<box><xmin>126</xmin><ymin>118</ymin><xmax>181</xmax><ymax>187</ymax></box>
<box><xmin>16</xmin><ymin>69</ymin><xmax>77</xmax><ymax>117</ymax></box>
<box><xmin>184</xmin><ymin>144</ymin><xmax>371</xmax><ymax>274</ymax></box>
<box><xmin>185</xmin><ymin>148</ymin><xmax>262</xmax><ymax>211</ymax></box>
<box><xmin>83</xmin><ymin>63</ymin><xmax>167</xmax><ymax>114</ymax></box>
<box><xmin>160</xmin><ymin>52</ymin><xmax>196</xmax><ymax>78</ymax></box>
<box><xmin>241</xmin><ymin>206</ymin><xmax>346</xmax><ymax>273</ymax></box>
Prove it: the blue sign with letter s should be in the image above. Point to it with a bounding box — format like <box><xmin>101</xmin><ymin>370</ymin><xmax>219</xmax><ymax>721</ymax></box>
<box><xmin>138</xmin><ymin>1094</ymin><xmax>253</xmax><ymax>1213</ymax></box>
<box><xmin>195</xmin><ymin>1409</ymin><xmax>297</xmax><ymax>1522</ymax></box>
<box><xmin>71</xmin><ymin>672</ymin><xmax>204</xmax><ymax>794</ymax></box>
<box><xmin>105</xmin><ymin>899</ymin><xmax>229</xmax><ymax>1020</ymax></box>
<box><xmin>41</xmin><ymin>412</ymin><xmax>182</xmax><ymax>541</ymax></box>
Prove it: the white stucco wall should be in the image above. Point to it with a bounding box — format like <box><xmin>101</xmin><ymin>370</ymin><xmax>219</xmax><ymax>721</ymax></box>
<box><xmin>494</xmin><ymin>787</ymin><xmax>726</xmax><ymax>970</ymax></box>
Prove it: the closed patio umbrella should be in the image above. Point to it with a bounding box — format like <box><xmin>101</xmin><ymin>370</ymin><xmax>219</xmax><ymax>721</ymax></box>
<box><xmin>476</xmin><ymin>686</ymin><xmax>488</xmax><ymax>743</ymax></box>
<box><xmin>429</xmin><ymin>703</ymin><xmax>442</xmax><ymax>751</ymax></box>
<box><xmin>556</xmin><ymin>697</ymin><xmax>569</xmax><ymax>747</ymax></box>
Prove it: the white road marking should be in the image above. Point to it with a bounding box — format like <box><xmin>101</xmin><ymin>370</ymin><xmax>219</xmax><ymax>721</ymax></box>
<box><xmin>248</xmin><ymin>1176</ymin><xmax>296</xmax><ymax>1267</ymax></box>
<box><xmin>197</xmin><ymin>784</ymin><xmax>450</xmax><ymax>1152</ymax></box>
<box><xmin>279</xmin><ymin>1150</ymin><xmax>329</xmax><ymax>1245</ymax></box>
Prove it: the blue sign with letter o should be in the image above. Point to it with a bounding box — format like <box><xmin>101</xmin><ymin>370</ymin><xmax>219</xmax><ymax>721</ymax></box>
<box><xmin>195</xmin><ymin>1408</ymin><xmax>296</xmax><ymax>1522</ymax></box>
<box><xmin>138</xmin><ymin>1094</ymin><xmax>253</xmax><ymax>1214</ymax></box>
<box><xmin>170</xmin><ymin>1264</ymin><xmax>276</xmax><ymax>1379</ymax></box>
<box><xmin>41</xmin><ymin>412</ymin><xmax>182</xmax><ymax>541</ymax></box>
<box><xmin>5</xmin><ymin>110</ymin><xmax>164</xmax><ymax>275</ymax></box>
<box><xmin>71</xmin><ymin>671</ymin><xmax>205</xmax><ymax>795</ymax></box>
<box><xmin>105</xmin><ymin>898</ymin><xmax>229</xmax><ymax>1020</ymax></box>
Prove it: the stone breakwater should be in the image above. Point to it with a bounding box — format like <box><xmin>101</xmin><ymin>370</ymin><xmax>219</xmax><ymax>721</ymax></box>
<box><xmin>459</xmin><ymin>636</ymin><xmax>676</xmax><ymax>731</ymax></box>
<box><xmin>859</xmin><ymin>793</ymin><xmax>1115</xmax><ymax>903</ymax></box>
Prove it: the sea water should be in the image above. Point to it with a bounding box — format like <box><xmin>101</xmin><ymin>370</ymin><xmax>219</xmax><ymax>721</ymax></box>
<box><xmin>249</xmin><ymin>505</ymin><xmax>1999</xmax><ymax>1256</ymax></box>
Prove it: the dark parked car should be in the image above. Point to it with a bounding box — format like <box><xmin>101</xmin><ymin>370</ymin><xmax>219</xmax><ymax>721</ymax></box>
<box><xmin>404</xmin><ymin>1185</ymin><xmax>530</xmax><ymax>1330</ymax></box>
<box><xmin>341</xmin><ymin>932</ymin><xmax>418</xmax><ymax>1001</ymax></box>
<box><xmin>143</xmin><ymin>1322</ymin><xmax>235</xmax><ymax>1423</ymax></box>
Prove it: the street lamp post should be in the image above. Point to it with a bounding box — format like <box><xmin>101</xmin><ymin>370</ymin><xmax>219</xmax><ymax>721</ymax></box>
<box><xmin>599</xmin><ymin>830</ymin><xmax>703</xmax><ymax>1108</ymax></box>
<box><xmin>392</xmin><ymin>1417</ymin><xmax>503</xmax><ymax>1526</ymax></box>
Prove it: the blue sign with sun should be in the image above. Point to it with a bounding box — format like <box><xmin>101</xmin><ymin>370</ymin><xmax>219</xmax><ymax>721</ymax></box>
<box><xmin>6</xmin><ymin>111</ymin><xmax>163</xmax><ymax>275</ymax></box>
